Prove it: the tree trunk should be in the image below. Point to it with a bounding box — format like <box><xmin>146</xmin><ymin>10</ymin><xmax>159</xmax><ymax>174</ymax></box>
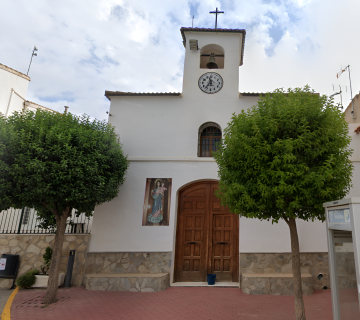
<box><xmin>286</xmin><ymin>217</ymin><xmax>306</xmax><ymax>320</ymax></box>
<box><xmin>43</xmin><ymin>208</ymin><xmax>70</xmax><ymax>305</ymax></box>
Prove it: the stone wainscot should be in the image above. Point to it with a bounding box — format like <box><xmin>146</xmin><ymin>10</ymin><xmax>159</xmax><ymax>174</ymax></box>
<box><xmin>84</xmin><ymin>252</ymin><xmax>172</xmax><ymax>292</ymax></box>
<box><xmin>0</xmin><ymin>234</ymin><xmax>90</xmax><ymax>288</ymax></box>
<box><xmin>240</xmin><ymin>253</ymin><xmax>330</xmax><ymax>291</ymax></box>
<box><xmin>240</xmin><ymin>252</ymin><xmax>358</xmax><ymax>292</ymax></box>
<box><xmin>85</xmin><ymin>252</ymin><xmax>171</xmax><ymax>275</ymax></box>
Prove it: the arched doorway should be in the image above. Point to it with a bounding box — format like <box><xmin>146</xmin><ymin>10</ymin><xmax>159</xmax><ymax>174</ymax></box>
<box><xmin>174</xmin><ymin>181</ymin><xmax>239</xmax><ymax>282</ymax></box>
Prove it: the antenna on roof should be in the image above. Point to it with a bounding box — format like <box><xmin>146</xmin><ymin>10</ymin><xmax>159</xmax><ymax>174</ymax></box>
<box><xmin>330</xmin><ymin>86</ymin><xmax>343</xmax><ymax>109</ymax></box>
<box><xmin>336</xmin><ymin>65</ymin><xmax>354</xmax><ymax>117</ymax></box>
<box><xmin>340</xmin><ymin>85</ymin><xmax>343</xmax><ymax>108</ymax></box>
<box><xmin>192</xmin><ymin>15</ymin><xmax>194</xmax><ymax>28</ymax></box>
<box><xmin>27</xmin><ymin>45</ymin><xmax>38</xmax><ymax>76</ymax></box>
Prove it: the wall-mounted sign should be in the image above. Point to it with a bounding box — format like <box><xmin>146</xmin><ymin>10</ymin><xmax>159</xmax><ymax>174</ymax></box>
<box><xmin>329</xmin><ymin>208</ymin><xmax>351</xmax><ymax>224</ymax></box>
<box><xmin>0</xmin><ymin>258</ymin><xmax>6</xmax><ymax>270</ymax></box>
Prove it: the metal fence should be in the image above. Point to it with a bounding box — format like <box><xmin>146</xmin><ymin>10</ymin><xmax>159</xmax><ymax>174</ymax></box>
<box><xmin>0</xmin><ymin>207</ymin><xmax>92</xmax><ymax>234</ymax></box>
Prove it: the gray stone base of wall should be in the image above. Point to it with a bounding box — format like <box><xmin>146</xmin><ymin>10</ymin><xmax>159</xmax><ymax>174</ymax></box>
<box><xmin>85</xmin><ymin>252</ymin><xmax>171</xmax><ymax>275</ymax></box>
<box><xmin>85</xmin><ymin>273</ymin><xmax>169</xmax><ymax>292</ymax></box>
<box><xmin>240</xmin><ymin>253</ymin><xmax>330</xmax><ymax>290</ymax></box>
<box><xmin>84</xmin><ymin>252</ymin><xmax>172</xmax><ymax>289</ymax></box>
<box><xmin>241</xmin><ymin>273</ymin><xmax>313</xmax><ymax>295</ymax></box>
<box><xmin>0</xmin><ymin>234</ymin><xmax>90</xmax><ymax>289</ymax></box>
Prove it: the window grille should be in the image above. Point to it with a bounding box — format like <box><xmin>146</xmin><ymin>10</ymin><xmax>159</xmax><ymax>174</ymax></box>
<box><xmin>198</xmin><ymin>122</ymin><xmax>222</xmax><ymax>157</ymax></box>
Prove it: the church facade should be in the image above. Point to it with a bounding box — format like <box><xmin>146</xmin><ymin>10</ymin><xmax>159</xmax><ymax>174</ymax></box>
<box><xmin>88</xmin><ymin>27</ymin><xmax>357</xmax><ymax>289</ymax></box>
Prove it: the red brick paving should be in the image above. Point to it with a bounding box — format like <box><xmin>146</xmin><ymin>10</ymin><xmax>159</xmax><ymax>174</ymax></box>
<box><xmin>11</xmin><ymin>286</ymin><xmax>334</xmax><ymax>320</ymax></box>
<box><xmin>339</xmin><ymin>289</ymin><xmax>360</xmax><ymax>320</ymax></box>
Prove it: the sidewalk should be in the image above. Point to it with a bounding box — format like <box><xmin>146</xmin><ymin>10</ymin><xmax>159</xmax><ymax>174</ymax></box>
<box><xmin>0</xmin><ymin>289</ymin><xmax>14</xmax><ymax>315</ymax></box>
<box><xmin>10</xmin><ymin>286</ymin><xmax>333</xmax><ymax>320</ymax></box>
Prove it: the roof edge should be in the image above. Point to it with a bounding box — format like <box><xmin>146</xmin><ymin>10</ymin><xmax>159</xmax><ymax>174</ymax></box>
<box><xmin>239</xmin><ymin>92</ymin><xmax>320</xmax><ymax>97</ymax></box>
<box><xmin>105</xmin><ymin>91</ymin><xmax>181</xmax><ymax>100</ymax></box>
<box><xmin>240</xmin><ymin>92</ymin><xmax>265</xmax><ymax>97</ymax></box>
<box><xmin>180</xmin><ymin>27</ymin><xmax>246</xmax><ymax>66</ymax></box>
<box><xmin>25</xmin><ymin>100</ymin><xmax>60</xmax><ymax>113</ymax></box>
<box><xmin>0</xmin><ymin>63</ymin><xmax>31</xmax><ymax>81</ymax></box>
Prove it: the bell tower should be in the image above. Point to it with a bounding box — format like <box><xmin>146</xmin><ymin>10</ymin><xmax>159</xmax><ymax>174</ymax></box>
<box><xmin>180</xmin><ymin>28</ymin><xmax>246</xmax><ymax>97</ymax></box>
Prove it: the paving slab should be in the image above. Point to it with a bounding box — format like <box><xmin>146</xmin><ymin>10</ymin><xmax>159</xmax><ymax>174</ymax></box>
<box><xmin>10</xmin><ymin>286</ymin><xmax>335</xmax><ymax>320</ymax></box>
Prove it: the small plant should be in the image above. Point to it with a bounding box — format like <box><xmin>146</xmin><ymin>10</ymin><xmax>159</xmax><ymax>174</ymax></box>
<box><xmin>16</xmin><ymin>269</ymin><xmax>39</xmax><ymax>288</ymax></box>
<box><xmin>40</xmin><ymin>246</ymin><xmax>53</xmax><ymax>275</ymax></box>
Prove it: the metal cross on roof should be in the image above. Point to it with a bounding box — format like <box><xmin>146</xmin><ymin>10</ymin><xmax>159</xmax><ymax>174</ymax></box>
<box><xmin>209</xmin><ymin>7</ymin><xmax>224</xmax><ymax>29</ymax></box>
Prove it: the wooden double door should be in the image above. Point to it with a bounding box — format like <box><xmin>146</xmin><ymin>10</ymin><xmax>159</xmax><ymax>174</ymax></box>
<box><xmin>174</xmin><ymin>182</ymin><xmax>239</xmax><ymax>282</ymax></box>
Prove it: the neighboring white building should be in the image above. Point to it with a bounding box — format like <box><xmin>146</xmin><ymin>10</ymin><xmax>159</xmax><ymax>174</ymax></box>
<box><xmin>0</xmin><ymin>63</ymin><xmax>63</xmax><ymax>235</ymax></box>
<box><xmin>0</xmin><ymin>63</ymin><xmax>30</xmax><ymax>117</ymax></box>
<box><xmin>0</xmin><ymin>62</ymin><xmax>56</xmax><ymax>117</ymax></box>
<box><xmin>87</xmin><ymin>27</ymin><xmax>359</xmax><ymax>289</ymax></box>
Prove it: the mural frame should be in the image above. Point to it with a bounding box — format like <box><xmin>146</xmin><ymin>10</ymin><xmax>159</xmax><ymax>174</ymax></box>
<box><xmin>142</xmin><ymin>178</ymin><xmax>172</xmax><ymax>226</ymax></box>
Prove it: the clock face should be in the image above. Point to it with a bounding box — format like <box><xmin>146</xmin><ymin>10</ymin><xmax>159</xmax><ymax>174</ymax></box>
<box><xmin>198</xmin><ymin>72</ymin><xmax>223</xmax><ymax>94</ymax></box>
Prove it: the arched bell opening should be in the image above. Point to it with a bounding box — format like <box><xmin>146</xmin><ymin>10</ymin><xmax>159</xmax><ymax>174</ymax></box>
<box><xmin>200</xmin><ymin>44</ymin><xmax>225</xmax><ymax>69</ymax></box>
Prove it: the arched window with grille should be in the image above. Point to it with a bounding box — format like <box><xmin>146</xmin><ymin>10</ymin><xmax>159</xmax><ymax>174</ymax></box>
<box><xmin>198</xmin><ymin>122</ymin><xmax>222</xmax><ymax>157</ymax></box>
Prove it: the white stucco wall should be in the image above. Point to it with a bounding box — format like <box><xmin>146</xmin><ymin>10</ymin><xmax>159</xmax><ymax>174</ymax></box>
<box><xmin>90</xmin><ymin>160</ymin><xmax>218</xmax><ymax>252</ymax></box>
<box><xmin>108</xmin><ymin>95</ymin><xmax>257</xmax><ymax>158</ymax></box>
<box><xmin>89</xmin><ymin>160</ymin><xmax>331</xmax><ymax>253</ymax></box>
<box><xmin>0</xmin><ymin>65</ymin><xmax>30</xmax><ymax>116</ymax></box>
<box><xmin>240</xmin><ymin>218</ymin><xmax>328</xmax><ymax>253</ymax></box>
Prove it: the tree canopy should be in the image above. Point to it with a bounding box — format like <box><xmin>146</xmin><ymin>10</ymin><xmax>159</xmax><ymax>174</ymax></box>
<box><xmin>0</xmin><ymin>109</ymin><xmax>128</xmax><ymax>304</ymax></box>
<box><xmin>213</xmin><ymin>86</ymin><xmax>353</xmax><ymax>223</ymax></box>
<box><xmin>0</xmin><ymin>110</ymin><xmax>128</xmax><ymax>215</ymax></box>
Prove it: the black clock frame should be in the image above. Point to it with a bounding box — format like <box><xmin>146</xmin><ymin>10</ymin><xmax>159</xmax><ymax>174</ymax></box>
<box><xmin>198</xmin><ymin>72</ymin><xmax>224</xmax><ymax>94</ymax></box>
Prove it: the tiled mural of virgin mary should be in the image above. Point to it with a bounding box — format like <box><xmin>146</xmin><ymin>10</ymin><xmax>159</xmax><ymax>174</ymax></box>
<box><xmin>142</xmin><ymin>178</ymin><xmax>172</xmax><ymax>226</ymax></box>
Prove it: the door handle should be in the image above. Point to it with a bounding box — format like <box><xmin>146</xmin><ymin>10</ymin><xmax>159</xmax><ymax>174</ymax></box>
<box><xmin>216</xmin><ymin>242</ymin><xmax>228</xmax><ymax>244</ymax></box>
<box><xmin>188</xmin><ymin>242</ymin><xmax>198</xmax><ymax>244</ymax></box>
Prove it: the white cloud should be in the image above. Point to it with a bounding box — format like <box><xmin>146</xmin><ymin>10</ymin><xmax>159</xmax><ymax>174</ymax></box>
<box><xmin>0</xmin><ymin>0</ymin><xmax>359</xmax><ymax>120</ymax></box>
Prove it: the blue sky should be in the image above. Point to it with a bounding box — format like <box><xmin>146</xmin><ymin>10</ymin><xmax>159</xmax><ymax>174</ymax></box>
<box><xmin>0</xmin><ymin>0</ymin><xmax>359</xmax><ymax>120</ymax></box>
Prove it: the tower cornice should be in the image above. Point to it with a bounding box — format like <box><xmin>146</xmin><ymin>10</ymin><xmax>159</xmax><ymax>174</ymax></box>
<box><xmin>180</xmin><ymin>27</ymin><xmax>246</xmax><ymax>66</ymax></box>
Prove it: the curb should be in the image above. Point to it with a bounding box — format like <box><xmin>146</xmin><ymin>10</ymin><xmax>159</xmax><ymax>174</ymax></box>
<box><xmin>1</xmin><ymin>287</ymin><xmax>19</xmax><ymax>320</ymax></box>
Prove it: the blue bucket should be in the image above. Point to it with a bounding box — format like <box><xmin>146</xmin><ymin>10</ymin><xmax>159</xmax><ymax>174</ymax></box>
<box><xmin>207</xmin><ymin>274</ymin><xmax>216</xmax><ymax>285</ymax></box>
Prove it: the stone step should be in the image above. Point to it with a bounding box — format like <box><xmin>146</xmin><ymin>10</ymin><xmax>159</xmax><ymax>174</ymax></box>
<box><xmin>241</xmin><ymin>273</ymin><xmax>313</xmax><ymax>295</ymax></box>
<box><xmin>85</xmin><ymin>273</ymin><xmax>169</xmax><ymax>292</ymax></box>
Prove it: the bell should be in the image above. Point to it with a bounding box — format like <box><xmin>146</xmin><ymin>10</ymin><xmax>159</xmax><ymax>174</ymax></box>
<box><xmin>206</xmin><ymin>53</ymin><xmax>218</xmax><ymax>69</ymax></box>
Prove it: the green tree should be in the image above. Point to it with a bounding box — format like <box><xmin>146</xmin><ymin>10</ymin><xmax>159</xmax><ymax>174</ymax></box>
<box><xmin>0</xmin><ymin>110</ymin><xmax>128</xmax><ymax>304</ymax></box>
<box><xmin>213</xmin><ymin>86</ymin><xmax>353</xmax><ymax>320</ymax></box>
